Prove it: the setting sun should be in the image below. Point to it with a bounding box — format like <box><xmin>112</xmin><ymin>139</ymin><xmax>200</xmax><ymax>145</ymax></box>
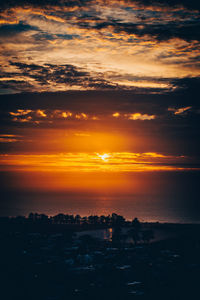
<box><xmin>0</xmin><ymin>0</ymin><xmax>199</xmax><ymax>223</ymax></box>
<box><xmin>0</xmin><ymin>0</ymin><xmax>200</xmax><ymax>298</ymax></box>
<box><xmin>97</xmin><ymin>153</ymin><xmax>110</xmax><ymax>162</ymax></box>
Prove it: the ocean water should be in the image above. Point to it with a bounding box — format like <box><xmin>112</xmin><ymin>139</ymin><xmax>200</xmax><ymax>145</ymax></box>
<box><xmin>1</xmin><ymin>170</ymin><xmax>200</xmax><ymax>223</ymax></box>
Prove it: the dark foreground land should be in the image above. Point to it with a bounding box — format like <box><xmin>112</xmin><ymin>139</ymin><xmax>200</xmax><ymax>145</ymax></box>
<box><xmin>0</xmin><ymin>214</ymin><xmax>200</xmax><ymax>300</ymax></box>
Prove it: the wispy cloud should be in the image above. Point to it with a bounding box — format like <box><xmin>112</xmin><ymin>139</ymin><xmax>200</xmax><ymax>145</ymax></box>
<box><xmin>10</xmin><ymin>109</ymin><xmax>32</xmax><ymax>116</ymax></box>
<box><xmin>124</xmin><ymin>113</ymin><xmax>156</xmax><ymax>120</ymax></box>
<box><xmin>8</xmin><ymin>109</ymin><xmax>100</xmax><ymax>123</ymax></box>
<box><xmin>8</xmin><ymin>108</ymin><xmax>158</xmax><ymax>124</ymax></box>
<box><xmin>112</xmin><ymin>112</ymin><xmax>156</xmax><ymax>120</ymax></box>
<box><xmin>168</xmin><ymin>106</ymin><xmax>192</xmax><ymax>115</ymax></box>
<box><xmin>36</xmin><ymin>109</ymin><xmax>47</xmax><ymax>117</ymax></box>
<box><xmin>112</xmin><ymin>112</ymin><xmax>120</xmax><ymax>118</ymax></box>
<box><xmin>0</xmin><ymin>0</ymin><xmax>199</xmax><ymax>94</ymax></box>
<box><xmin>0</xmin><ymin>133</ymin><xmax>21</xmax><ymax>143</ymax></box>
<box><xmin>0</xmin><ymin>152</ymin><xmax>198</xmax><ymax>172</ymax></box>
<box><xmin>75</xmin><ymin>113</ymin><xmax>88</xmax><ymax>120</ymax></box>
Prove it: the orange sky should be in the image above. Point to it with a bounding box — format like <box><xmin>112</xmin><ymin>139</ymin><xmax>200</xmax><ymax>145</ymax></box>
<box><xmin>0</xmin><ymin>0</ymin><xmax>200</xmax><ymax>220</ymax></box>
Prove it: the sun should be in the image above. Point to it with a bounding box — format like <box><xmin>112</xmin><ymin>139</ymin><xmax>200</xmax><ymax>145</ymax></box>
<box><xmin>97</xmin><ymin>153</ymin><xmax>110</xmax><ymax>162</ymax></box>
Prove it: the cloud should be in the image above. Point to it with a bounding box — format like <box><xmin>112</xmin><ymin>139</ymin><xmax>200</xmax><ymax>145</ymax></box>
<box><xmin>0</xmin><ymin>1</ymin><xmax>199</xmax><ymax>95</ymax></box>
<box><xmin>1</xmin><ymin>0</ymin><xmax>200</xmax><ymax>12</ymax></box>
<box><xmin>8</xmin><ymin>109</ymin><xmax>101</xmax><ymax>124</ymax></box>
<box><xmin>0</xmin><ymin>137</ymin><xmax>18</xmax><ymax>142</ymax></box>
<box><xmin>9</xmin><ymin>109</ymin><xmax>32</xmax><ymax>116</ymax></box>
<box><xmin>12</xmin><ymin>116</ymin><xmax>33</xmax><ymax>123</ymax></box>
<box><xmin>0</xmin><ymin>88</ymin><xmax>199</xmax><ymax>158</ymax></box>
<box><xmin>36</xmin><ymin>109</ymin><xmax>47</xmax><ymax>117</ymax></box>
<box><xmin>9</xmin><ymin>109</ymin><xmax>46</xmax><ymax>123</ymax></box>
<box><xmin>0</xmin><ymin>151</ymin><xmax>198</xmax><ymax>172</ymax></box>
<box><xmin>75</xmin><ymin>113</ymin><xmax>88</xmax><ymax>120</ymax></box>
<box><xmin>8</xmin><ymin>108</ymin><xmax>157</xmax><ymax>123</ymax></box>
<box><xmin>0</xmin><ymin>22</ymin><xmax>38</xmax><ymax>37</ymax></box>
<box><xmin>0</xmin><ymin>79</ymin><xmax>34</xmax><ymax>94</ymax></box>
<box><xmin>168</xmin><ymin>106</ymin><xmax>192</xmax><ymax>115</ymax></box>
<box><xmin>1</xmin><ymin>62</ymin><xmax>120</xmax><ymax>92</ymax></box>
<box><xmin>112</xmin><ymin>112</ymin><xmax>120</xmax><ymax>118</ymax></box>
<box><xmin>112</xmin><ymin>112</ymin><xmax>156</xmax><ymax>120</ymax></box>
<box><xmin>0</xmin><ymin>134</ymin><xmax>21</xmax><ymax>143</ymax></box>
<box><xmin>61</xmin><ymin>111</ymin><xmax>72</xmax><ymax>118</ymax></box>
<box><xmin>2</xmin><ymin>60</ymin><xmax>195</xmax><ymax>94</ymax></box>
<box><xmin>124</xmin><ymin>113</ymin><xmax>156</xmax><ymax>120</ymax></box>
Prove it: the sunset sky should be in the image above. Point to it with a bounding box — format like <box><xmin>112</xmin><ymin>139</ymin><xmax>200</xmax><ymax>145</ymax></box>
<box><xmin>0</xmin><ymin>0</ymin><xmax>200</xmax><ymax>221</ymax></box>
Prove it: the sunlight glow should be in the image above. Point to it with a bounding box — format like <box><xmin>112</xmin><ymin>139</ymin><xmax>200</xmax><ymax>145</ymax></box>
<box><xmin>97</xmin><ymin>153</ymin><xmax>110</xmax><ymax>162</ymax></box>
<box><xmin>0</xmin><ymin>152</ymin><xmax>197</xmax><ymax>173</ymax></box>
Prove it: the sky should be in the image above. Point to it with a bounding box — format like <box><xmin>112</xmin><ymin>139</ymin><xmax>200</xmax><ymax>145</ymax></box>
<box><xmin>0</xmin><ymin>0</ymin><xmax>200</xmax><ymax>221</ymax></box>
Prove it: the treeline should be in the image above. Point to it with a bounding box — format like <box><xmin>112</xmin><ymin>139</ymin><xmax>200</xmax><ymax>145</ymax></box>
<box><xmin>0</xmin><ymin>213</ymin><xmax>139</xmax><ymax>227</ymax></box>
<box><xmin>0</xmin><ymin>213</ymin><xmax>156</xmax><ymax>244</ymax></box>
